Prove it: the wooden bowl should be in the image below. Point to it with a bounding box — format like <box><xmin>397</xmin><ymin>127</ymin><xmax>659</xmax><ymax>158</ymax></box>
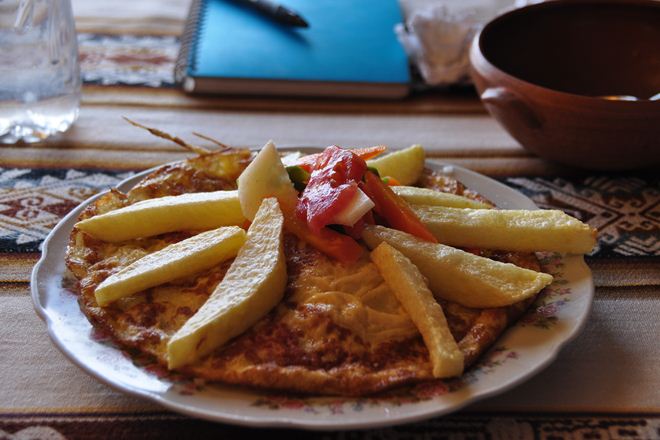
<box><xmin>469</xmin><ymin>0</ymin><xmax>660</xmax><ymax>170</ymax></box>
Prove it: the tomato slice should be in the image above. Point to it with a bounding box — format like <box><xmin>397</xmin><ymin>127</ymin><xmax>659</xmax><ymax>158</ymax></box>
<box><xmin>296</xmin><ymin>145</ymin><xmax>386</xmax><ymax>173</ymax></box>
<box><xmin>278</xmin><ymin>197</ymin><xmax>364</xmax><ymax>264</ymax></box>
<box><xmin>362</xmin><ymin>171</ymin><xmax>437</xmax><ymax>243</ymax></box>
<box><xmin>297</xmin><ymin>146</ymin><xmax>368</xmax><ymax>232</ymax></box>
<box><xmin>313</xmin><ymin>145</ymin><xmax>367</xmax><ymax>182</ymax></box>
<box><xmin>298</xmin><ymin>182</ymin><xmax>358</xmax><ymax>232</ymax></box>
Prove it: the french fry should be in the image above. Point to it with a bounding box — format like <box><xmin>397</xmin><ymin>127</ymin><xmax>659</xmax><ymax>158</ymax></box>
<box><xmin>167</xmin><ymin>198</ymin><xmax>287</xmax><ymax>370</ymax></box>
<box><xmin>75</xmin><ymin>190</ymin><xmax>244</xmax><ymax>242</ymax></box>
<box><xmin>414</xmin><ymin>206</ymin><xmax>597</xmax><ymax>254</ymax></box>
<box><xmin>362</xmin><ymin>225</ymin><xmax>553</xmax><ymax>308</ymax></box>
<box><xmin>392</xmin><ymin>186</ymin><xmax>491</xmax><ymax>209</ymax></box>
<box><xmin>371</xmin><ymin>243</ymin><xmax>464</xmax><ymax>378</ymax></box>
<box><xmin>95</xmin><ymin>227</ymin><xmax>246</xmax><ymax>306</ymax></box>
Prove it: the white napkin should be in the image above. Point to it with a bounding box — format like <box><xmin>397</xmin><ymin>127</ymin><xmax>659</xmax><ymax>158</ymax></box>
<box><xmin>397</xmin><ymin>0</ymin><xmax>537</xmax><ymax>85</ymax></box>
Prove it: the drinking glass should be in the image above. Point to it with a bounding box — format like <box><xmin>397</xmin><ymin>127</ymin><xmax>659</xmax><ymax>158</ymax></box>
<box><xmin>0</xmin><ymin>0</ymin><xmax>81</xmax><ymax>143</ymax></box>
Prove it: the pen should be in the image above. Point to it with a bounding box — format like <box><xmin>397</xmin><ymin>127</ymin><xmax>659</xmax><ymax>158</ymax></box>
<box><xmin>241</xmin><ymin>0</ymin><xmax>309</xmax><ymax>28</ymax></box>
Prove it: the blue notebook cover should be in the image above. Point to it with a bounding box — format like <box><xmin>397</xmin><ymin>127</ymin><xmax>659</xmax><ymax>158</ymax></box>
<box><xmin>178</xmin><ymin>0</ymin><xmax>411</xmax><ymax>97</ymax></box>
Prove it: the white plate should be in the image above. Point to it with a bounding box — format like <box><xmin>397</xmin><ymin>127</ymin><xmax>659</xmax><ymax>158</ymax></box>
<box><xmin>31</xmin><ymin>155</ymin><xmax>593</xmax><ymax>430</ymax></box>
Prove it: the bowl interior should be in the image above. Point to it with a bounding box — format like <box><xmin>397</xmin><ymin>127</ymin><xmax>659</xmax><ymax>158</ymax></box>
<box><xmin>480</xmin><ymin>1</ymin><xmax>660</xmax><ymax>99</ymax></box>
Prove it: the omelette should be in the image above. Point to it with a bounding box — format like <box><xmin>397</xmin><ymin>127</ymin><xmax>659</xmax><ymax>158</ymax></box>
<box><xmin>65</xmin><ymin>149</ymin><xmax>543</xmax><ymax>396</ymax></box>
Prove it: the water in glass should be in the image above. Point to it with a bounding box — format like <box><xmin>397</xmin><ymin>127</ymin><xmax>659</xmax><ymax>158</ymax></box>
<box><xmin>0</xmin><ymin>0</ymin><xmax>81</xmax><ymax>143</ymax></box>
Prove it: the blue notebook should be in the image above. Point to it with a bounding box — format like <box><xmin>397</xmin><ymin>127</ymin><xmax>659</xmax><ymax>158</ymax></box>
<box><xmin>175</xmin><ymin>0</ymin><xmax>411</xmax><ymax>98</ymax></box>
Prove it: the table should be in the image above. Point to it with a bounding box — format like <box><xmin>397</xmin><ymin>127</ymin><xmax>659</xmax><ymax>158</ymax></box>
<box><xmin>1</xmin><ymin>1</ymin><xmax>658</xmax><ymax>438</ymax></box>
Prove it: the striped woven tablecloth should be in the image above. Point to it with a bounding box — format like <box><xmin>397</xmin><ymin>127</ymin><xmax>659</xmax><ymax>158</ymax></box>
<box><xmin>1</xmin><ymin>1</ymin><xmax>658</xmax><ymax>438</ymax></box>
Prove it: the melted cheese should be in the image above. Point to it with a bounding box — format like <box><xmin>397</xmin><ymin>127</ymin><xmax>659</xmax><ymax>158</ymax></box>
<box><xmin>288</xmin><ymin>255</ymin><xmax>418</xmax><ymax>346</ymax></box>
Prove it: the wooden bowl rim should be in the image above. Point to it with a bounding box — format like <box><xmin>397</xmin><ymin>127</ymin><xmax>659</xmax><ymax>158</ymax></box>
<box><xmin>471</xmin><ymin>0</ymin><xmax>660</xmax><ymax>109</ymax></box>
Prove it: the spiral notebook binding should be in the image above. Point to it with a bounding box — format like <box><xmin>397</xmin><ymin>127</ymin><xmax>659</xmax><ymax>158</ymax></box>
<box><xmin>174</xmin><ymin>0</ymin><xmax>207</xmax><ymax>84</ymax></box>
